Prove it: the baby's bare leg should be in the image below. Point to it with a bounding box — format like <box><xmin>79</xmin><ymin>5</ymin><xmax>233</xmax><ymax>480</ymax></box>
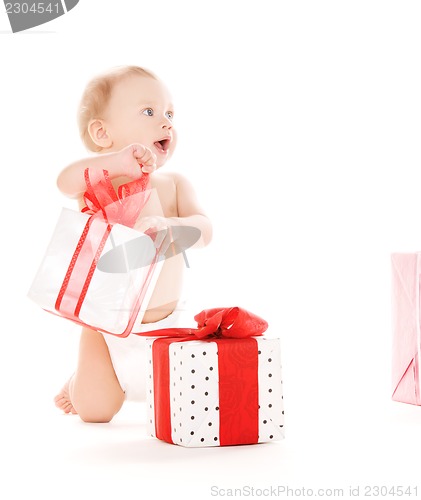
<box><xmin>55</xmin><ymin>327</ymin><xmax>125</xmax><ymax>423</ymax></box>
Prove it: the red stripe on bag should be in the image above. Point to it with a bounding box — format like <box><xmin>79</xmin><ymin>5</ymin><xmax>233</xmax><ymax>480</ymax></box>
<box><xmin>55</xmin><ymin>216</ymin><xmax>111</xmax><ymax>319</ymax></box>
<box><xmin>74</xmin><ymin>224</ymin><xmax>112</xmax><ymax>318</ymax></box>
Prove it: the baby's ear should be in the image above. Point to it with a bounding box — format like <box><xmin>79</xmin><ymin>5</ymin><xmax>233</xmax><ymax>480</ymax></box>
<box><xmin>88</xmin><ymin>119</ymin><xmax>113</xmax><ymax>149</ymax></box>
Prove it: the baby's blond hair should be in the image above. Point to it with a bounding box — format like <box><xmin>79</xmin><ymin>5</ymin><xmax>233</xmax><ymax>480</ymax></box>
<box><xmin>77</xmin><ymin>65</ymin><xmax>157</xmax><ymax>152</ymax></box>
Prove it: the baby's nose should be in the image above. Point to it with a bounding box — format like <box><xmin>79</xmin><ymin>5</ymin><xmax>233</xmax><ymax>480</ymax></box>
<box><xmin>161</xmin><ymin>115</ymin><xmax>173</xmax><ymax>128</ymax></box>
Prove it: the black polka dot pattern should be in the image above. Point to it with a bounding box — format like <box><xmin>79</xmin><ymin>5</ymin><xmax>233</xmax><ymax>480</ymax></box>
<box><xmin>146</xmin><ymin>339</ymin><xmax>156</xmax><ymax>437</ymax></box>
<box><xmin>169</xmin><ymin>341</ymin><xmax>220</xmax><ymax>447</ymax></box>
<box><xmin>256</xmin><ymin>338</ymin><xmax>285</xmax><ymax>442</ymax></box>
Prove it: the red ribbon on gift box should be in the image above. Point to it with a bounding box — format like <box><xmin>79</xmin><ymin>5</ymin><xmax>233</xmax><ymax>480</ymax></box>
<box><xmin>53</xmin><ymin>168</ymin><xmax>157</xmax><ymax>336</ymax></box>
<box><xmin>82</xmin><ymin>168</ymin><xmax>149</xmax><ymax>226</ymax></box>
<box><xmin>143</xmin><ymin>307</ymin><xmax>269</xmax><ymax>446</ymax></box>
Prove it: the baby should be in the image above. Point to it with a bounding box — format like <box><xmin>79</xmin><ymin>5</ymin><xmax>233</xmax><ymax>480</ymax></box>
<box><xmin>53</xmin><ymin>66</ymin><xmax>212</xmax><ymax>422</ymax></box>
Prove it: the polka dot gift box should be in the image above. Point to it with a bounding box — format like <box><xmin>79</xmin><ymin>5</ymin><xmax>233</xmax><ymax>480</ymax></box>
<box><xmin>145</xmin><ymin>307</ymin><xmax>285</xmax><ymax>447</ymax></box>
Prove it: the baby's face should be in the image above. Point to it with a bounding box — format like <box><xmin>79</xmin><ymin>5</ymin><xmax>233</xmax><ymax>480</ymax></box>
<box><xmin>103</xmin><ymin>75</ymin><xmax>176</xmax><ymax>167</ymax></box>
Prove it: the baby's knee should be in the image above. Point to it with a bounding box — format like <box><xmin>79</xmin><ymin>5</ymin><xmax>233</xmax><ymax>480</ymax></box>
<box><xmin>78</xmin><ymin>407</ymin><xmax>115</xmax><ymax>424</ymax></box>
<box><xmin>71</xmin><ymin>384</ymin><xmax>124</xmax><ymax>423</ymax></box>
<box><xmin>75</xmin><ymin>398</ymin><xmax>122</xmax><ymax>423</ymax></box>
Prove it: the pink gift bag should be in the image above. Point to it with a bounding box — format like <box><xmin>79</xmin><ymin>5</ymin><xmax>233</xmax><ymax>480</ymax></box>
<box><xmin>391</xmin><ymin>252</ymin><xmax>421</xmax><ymax>404</ymax></box>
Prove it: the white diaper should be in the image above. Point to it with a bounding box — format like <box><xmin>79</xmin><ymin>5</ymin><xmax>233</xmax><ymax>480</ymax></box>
<box><xmin>102</xmin><ymin>301</ymin><xmax>196</xmax><ymax>401</ymax></box>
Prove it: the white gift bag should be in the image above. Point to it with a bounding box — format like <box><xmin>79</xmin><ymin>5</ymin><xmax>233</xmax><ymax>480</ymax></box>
<box><xmin>28</xmin><ymin>207</ymin><xmax>163</xmax><ymax>336</ymax></box>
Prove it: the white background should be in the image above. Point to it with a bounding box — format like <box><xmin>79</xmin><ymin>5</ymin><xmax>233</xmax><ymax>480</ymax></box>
<box><xmin>1</xmin><ymin>1</ymin><xmax>421</xmax><ymax>498</ymax></box>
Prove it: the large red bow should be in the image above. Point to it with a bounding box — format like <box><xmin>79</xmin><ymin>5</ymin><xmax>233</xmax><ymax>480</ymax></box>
<box><xmin>137</xmin><ymin>306</ymin><xmax>268</xmax><ymax>339</ymax></box>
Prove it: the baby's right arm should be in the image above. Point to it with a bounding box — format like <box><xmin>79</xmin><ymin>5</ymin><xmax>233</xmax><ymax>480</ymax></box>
<box><xmin>57</xmin><ymin>144</ymin><xmax>157</xmax><ymax>198</ymax></box>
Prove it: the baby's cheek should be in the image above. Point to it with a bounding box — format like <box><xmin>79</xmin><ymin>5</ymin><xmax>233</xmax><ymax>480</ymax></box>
<box><xmin>170</xmin><ymin>131</ymin><xmax>178</xmax><ymax>153</ymax></box>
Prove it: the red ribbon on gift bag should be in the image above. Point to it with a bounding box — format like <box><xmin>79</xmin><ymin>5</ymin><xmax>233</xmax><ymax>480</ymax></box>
<box><xmin>53</xmin><ymin>168</ymin><xmax>156</xmax><ymax>336</ymax></box>
<box><xmin>143</xmin><ymin>307</ymin><xmax>269</xmax><ymax>446</ymax></box>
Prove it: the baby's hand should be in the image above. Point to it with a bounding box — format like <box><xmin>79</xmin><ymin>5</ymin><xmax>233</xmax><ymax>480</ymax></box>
<box><xmin>120</xmin><ymin>143</ymin><xmax>157</xmax><ymax>179</ymax></box>
<box><xmin>134</xmin><ymin>215</ymin><xmax>175</xmax><ymax>256</ymax></box>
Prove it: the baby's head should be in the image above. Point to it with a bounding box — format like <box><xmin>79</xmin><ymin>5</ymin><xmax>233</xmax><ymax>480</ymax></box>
<box><xmin>78</xmin><ymin>65</ymin><xmax>176</xmax><ymax>167</ymax></box>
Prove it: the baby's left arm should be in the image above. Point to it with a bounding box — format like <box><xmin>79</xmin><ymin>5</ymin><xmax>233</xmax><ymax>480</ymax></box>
<box><xmin>172</xmin><ymin>172</ymin><xmax>213</xmax><ymax>248</ymax></box>
<box><xmin>134</xmin><ymin>172</ymin><xmax>212</xmax><ymax>251</ymax></box>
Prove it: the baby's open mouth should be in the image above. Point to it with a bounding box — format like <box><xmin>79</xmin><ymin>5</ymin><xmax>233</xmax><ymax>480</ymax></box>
<box><xmin>154</xmin><ymin>138</ymin><xmax>171</xmax><ymax>153</ymax></box>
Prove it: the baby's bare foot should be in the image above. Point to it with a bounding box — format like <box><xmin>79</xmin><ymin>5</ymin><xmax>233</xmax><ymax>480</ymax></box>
<box><xmin>54</xmin><ymin>378</ymin><xmax>77</xmax><ymax>414</ymax></box>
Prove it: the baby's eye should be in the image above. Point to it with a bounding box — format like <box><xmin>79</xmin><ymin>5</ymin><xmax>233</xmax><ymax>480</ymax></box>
<box><xmin>165</xmin><ymin>111</ymin><xmax>174</xmax><ymax>121</ymax></box>
<box><xmin>142</xmin><ymin>108</ymin><xmax>154</xmax><ymax>117</ymax></box>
